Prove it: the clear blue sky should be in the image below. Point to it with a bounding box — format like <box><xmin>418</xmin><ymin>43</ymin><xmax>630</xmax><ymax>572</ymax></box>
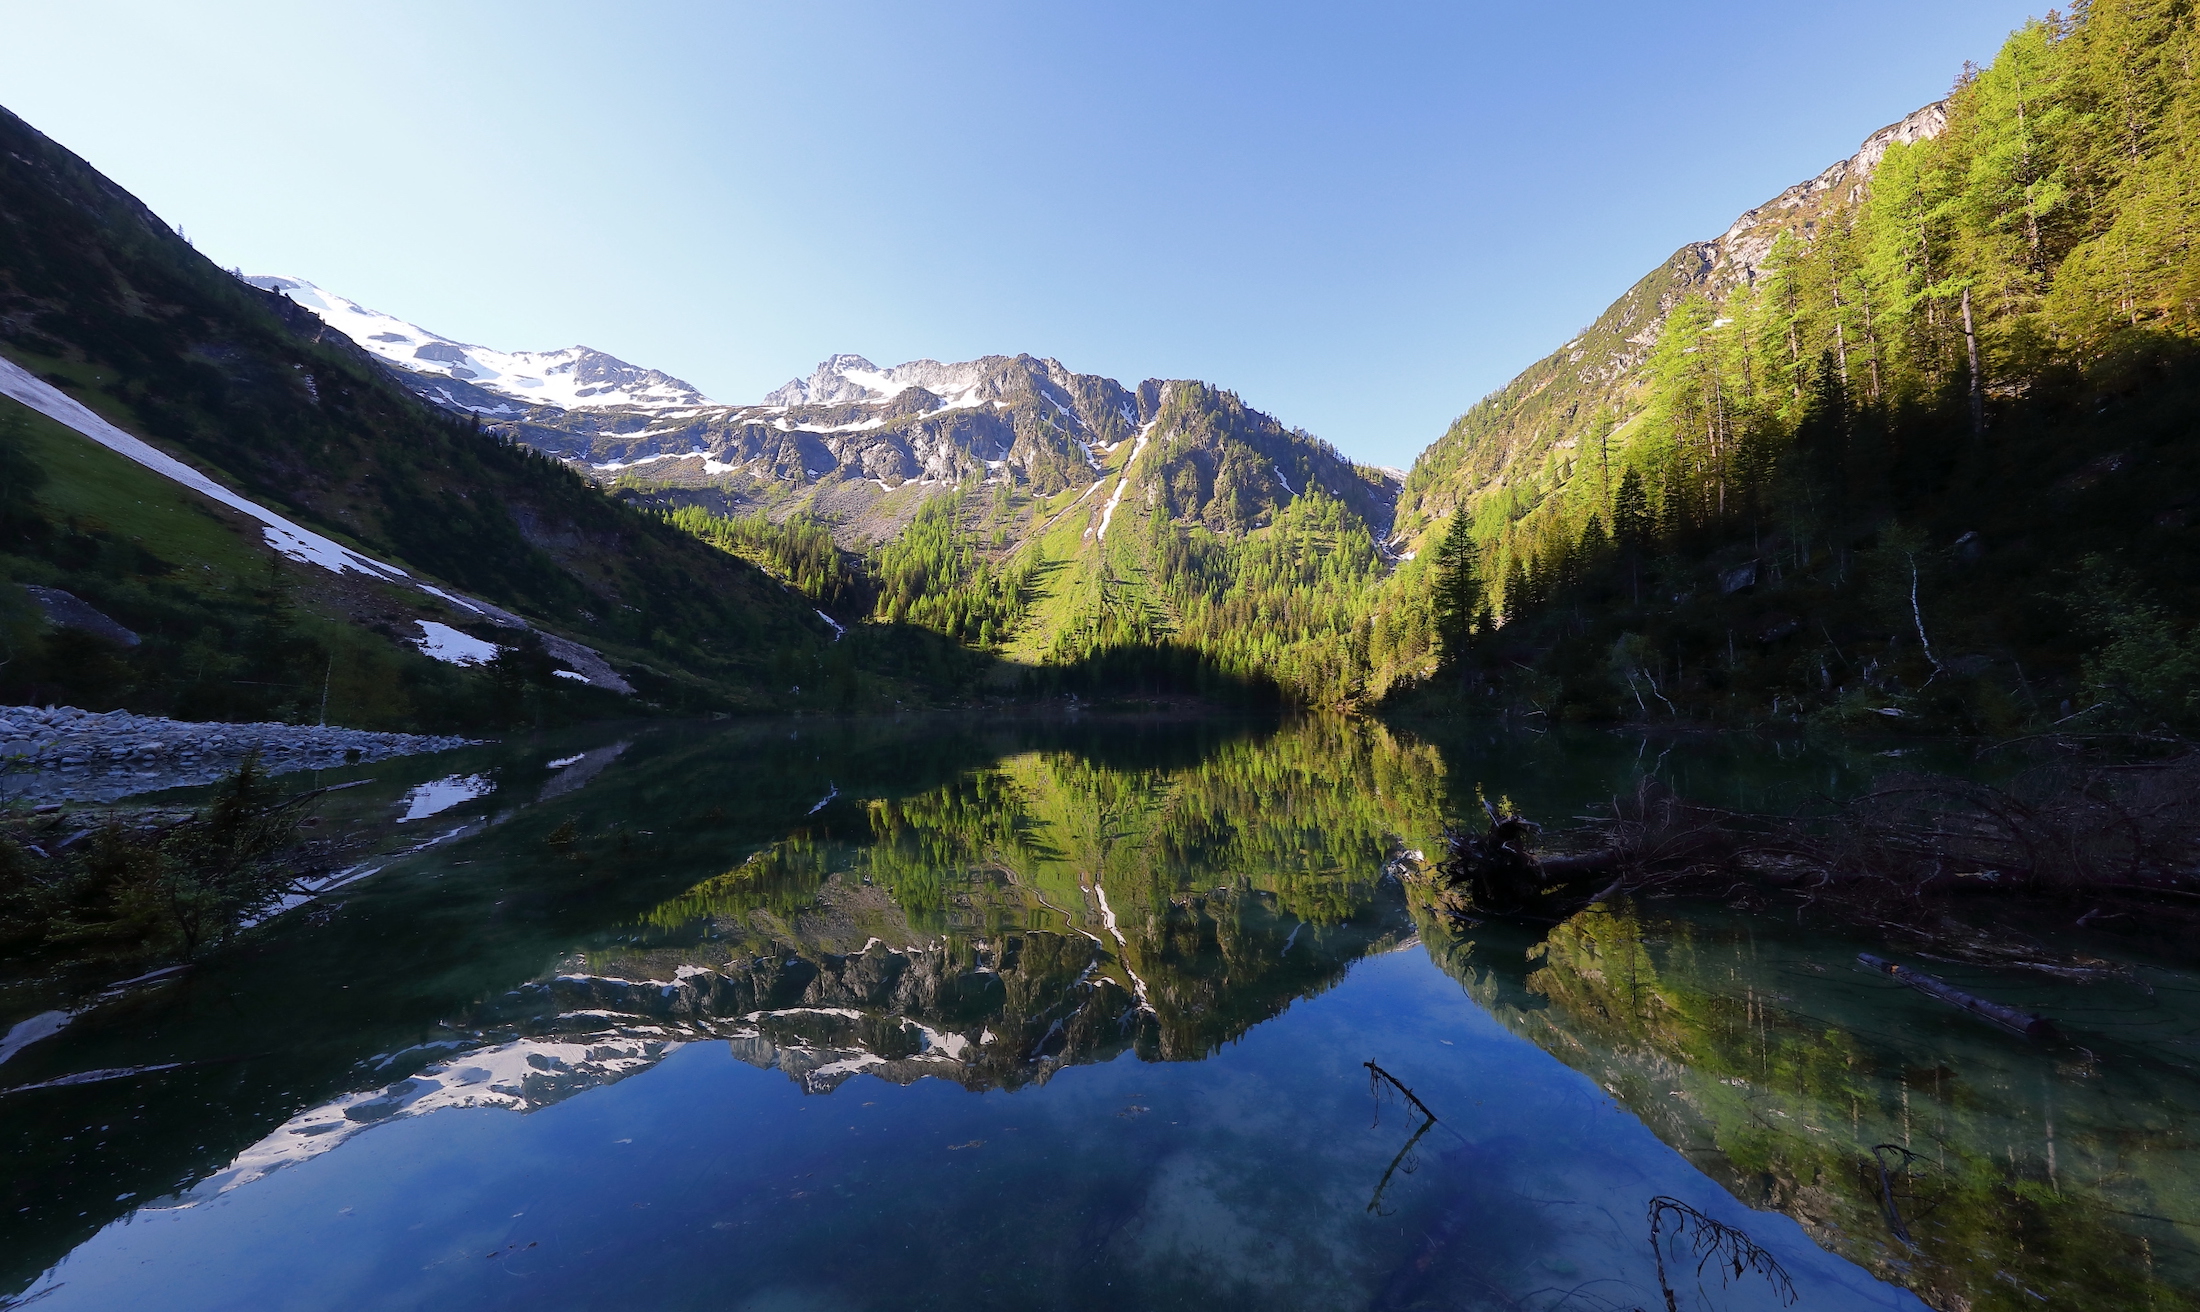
<box><xmin>3</xmin><ymin>1</ymin><xmax>2043</xmax><ymax>468</ymax></box>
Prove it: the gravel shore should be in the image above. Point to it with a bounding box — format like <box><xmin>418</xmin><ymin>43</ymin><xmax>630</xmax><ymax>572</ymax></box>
<box><xmin>1</xmin><ymin>705</ymin><xmax>479</xmax><ymax>804</ymax></box>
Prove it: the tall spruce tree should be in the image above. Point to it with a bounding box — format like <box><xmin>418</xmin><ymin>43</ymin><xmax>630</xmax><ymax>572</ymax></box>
<box><xmin>1430</xmin><ymin>511</ymin><xmax>1483</xmax><ymax>668</ymax></box>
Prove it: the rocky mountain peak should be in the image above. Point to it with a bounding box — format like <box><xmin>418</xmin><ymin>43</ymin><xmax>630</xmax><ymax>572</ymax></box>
<box><xmin>1702</xmin><ymin>100</ymin><xmax>1950</xmax><ymax>293</ymax></box>
<box><xmin>765</xmin><ymin>354</ymin><xmax>1002</xmax><ymax>409</ymax></box>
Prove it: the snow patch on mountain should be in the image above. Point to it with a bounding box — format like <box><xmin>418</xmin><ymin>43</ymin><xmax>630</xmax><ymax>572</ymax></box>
<box><xmin>244</xmin><ymin>276</ymin><xmax>712</xmax><ymax>413</ymax></box>
<box><xmin>1096</xmin><ymin>428</ymin><xmax>1153</xmax><ymax>542</ymax></box>
<box><xmin>2</xmin><ymin>355</ymin><xmax>407</xmax><ymax>581</ymax></box>
<box><xmin>0</xmin><ymin>356</ymin><xmax>637</xmax><ymax>695</ymax></box>
<box><xmin>413</xmin><ymin>621</ymin><xmax>500</xmax><ymax>666</ymax></box>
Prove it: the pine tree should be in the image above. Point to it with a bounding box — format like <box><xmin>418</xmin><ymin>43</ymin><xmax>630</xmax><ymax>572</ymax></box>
<box><xmin>1430</xmin><ymin>512</ymin><xmax>1482</xmax><ymax>668</ymax></box>
<box><xmin>1501</xmin><ymin>553</ymin><xmax>1532</xmax><ymax>627</ymax></box>
<box><xmin>1612</xmin><ymin>467</ymin><xmax>1652</xmax><ymax>551</ymax></box>
<box><xmin>1612</xmin><ymin>466</ymin><xmax>1651</xmax><ymax>604</ymax></box>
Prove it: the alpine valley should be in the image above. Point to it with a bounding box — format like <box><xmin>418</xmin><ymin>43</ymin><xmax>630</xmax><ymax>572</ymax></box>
<box><xmin>6</xmin><ymin>0</ymin><xmax>2200</xmax><ymax>732</ymax></box>
<box><xmin>9</xmin><ymin>9</ymin><xmax>2200</xmax><ymax>1312</ymax></box>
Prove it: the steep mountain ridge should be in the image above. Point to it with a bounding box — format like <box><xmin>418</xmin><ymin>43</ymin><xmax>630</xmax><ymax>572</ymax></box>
<box><xmin>1394</xmin><ymin>100</ymin><xmax>1949</xmax><ymax>545</ymax></box>
<box><xmin>1396</xmin><ymin>0</ymin><xmax>2200</xmax><ymax>730</ymax></box>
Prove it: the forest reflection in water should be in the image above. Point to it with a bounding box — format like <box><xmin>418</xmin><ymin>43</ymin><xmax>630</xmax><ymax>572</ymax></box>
<box><xmin>2</xmin><ymin>714</ymin><xmax>2191</xmax><ymax>1310</ymax></box>
<box><xmin>1422</xmin><ymin>901</ymin><xmax>2200</xmax><ymax>1310</ymax></box>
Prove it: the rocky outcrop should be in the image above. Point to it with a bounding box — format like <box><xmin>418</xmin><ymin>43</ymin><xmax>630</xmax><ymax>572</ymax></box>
<box><xmin>19</xmin><ymin>585</ymin><xmax>139</xmax><ymax>647</ymax></box>
<box><xmin>1700</xmin><ymin>100</ymin><xmax>1949</xmax><ymax>295</ymax></box>
<box><xmin>516</xmin><ymin>352</ymin><xmax>1150</xmax><ymax>502</ymax></box>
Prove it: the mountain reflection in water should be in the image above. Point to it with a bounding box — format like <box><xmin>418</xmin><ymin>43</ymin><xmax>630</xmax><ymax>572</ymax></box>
<box><xmin>0</xmin><ymin>716</ymin><xmax>2186</xmax><ymax>1310</ymax></box>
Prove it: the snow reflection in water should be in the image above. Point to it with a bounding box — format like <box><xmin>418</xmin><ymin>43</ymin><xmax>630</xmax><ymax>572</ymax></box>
<box><xmin>396</xmin><ymin>772</ymin><xmax>493</xmax><ymax>821</ymax></box>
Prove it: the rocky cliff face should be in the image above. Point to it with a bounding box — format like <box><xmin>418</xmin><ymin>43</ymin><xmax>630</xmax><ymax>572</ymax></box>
<box><xmin>546</xmin><ymin>351</ymin><xmax>1152</xmax><ymax>500</ymax></box>
<box><xmin>1694</xmin><ymin>99</ymin><xmax>1950</xmax><ymax>296</ymax></box>
<box><xmin>245</xmin><ymin>278</ymin><xmax>1149</xmax><ymax>501</ymax></box>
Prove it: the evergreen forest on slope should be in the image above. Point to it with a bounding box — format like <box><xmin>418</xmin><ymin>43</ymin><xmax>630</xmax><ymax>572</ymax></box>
<box><xmin>1398</xmin><ymin>0</ymin><xmax>2200</xmax><ymax>734</ymax></box>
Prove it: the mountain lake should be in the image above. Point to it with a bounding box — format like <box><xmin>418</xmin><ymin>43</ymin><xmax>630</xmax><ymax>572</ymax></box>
<box><xmin>1</xmin><ymin>716</ymin><xmax>2192</xmax><ymax>1311</ymax></box>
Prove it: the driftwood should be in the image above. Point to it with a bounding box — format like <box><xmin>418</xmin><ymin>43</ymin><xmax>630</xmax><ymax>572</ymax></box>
<box><xmin>1858</xmin><ymin>953</ymin><xmax>2061</xmax><ymax>1040</ymax></box>
<box><xmin>1793</xmin><ymin>759</ymin><xmax>2200</xmax><ymax>899</ymax></box>
<box><xmin>1613</xmin><ymin>754</ymin><xmax>2200</xmax><ymax>899</ymax></box>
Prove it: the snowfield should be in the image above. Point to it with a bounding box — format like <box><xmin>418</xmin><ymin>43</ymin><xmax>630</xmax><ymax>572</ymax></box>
<box><xmin>245</xmin><ymin>275</ymin><xmax>711</xmax><ymax>413</ymax></box>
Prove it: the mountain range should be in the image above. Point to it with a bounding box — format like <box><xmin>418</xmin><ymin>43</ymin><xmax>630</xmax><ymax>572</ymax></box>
<box><xmin>250</xmin><ymin>94</ymin><xmax>1961</xmax><ymax>572</ymax></box>
<box><xmin>246</xmin><ymin>275</ymin><xmax>1398</xmax><ymax>546</ymax></box>
<box><xmin>0</xmin><ymin>87</ymin><xmax>1987</xmax><ymax>715</ymax></box>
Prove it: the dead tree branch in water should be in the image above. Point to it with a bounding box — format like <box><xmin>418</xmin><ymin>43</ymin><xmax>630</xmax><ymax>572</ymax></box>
<box><xmin>1872</xmin><ymin>1144</ymin><xmax>1925</xmax><ymax>1248</ymax></box>
<box><xmin>1365</xmin><ymin>1061</ymin><xmax>1439</xmax><ymax>1124</ymax></box>
<box><xmin>1363</xmin><ymin>1061</ymin><xmax>1445</xmax><ymax>1217</ymax></box>
<box><xmin>1646</xmin><ymin>1195</ymin><xmax>1797</xmax><ymax>1311</ymax></box>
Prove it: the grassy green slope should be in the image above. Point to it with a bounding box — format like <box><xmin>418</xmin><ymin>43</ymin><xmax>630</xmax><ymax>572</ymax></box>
<box><xmin>0</xmin><ymin>400</ymin><xmax>430</xmax><ymax>724</ymax></box>
<box><xmin>955</xmin><ymin>383</ymin><xmax>1404</xmax><ymax>704</ymax></box>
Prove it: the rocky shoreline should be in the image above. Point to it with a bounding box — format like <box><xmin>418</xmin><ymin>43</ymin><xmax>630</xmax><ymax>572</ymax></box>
<box><xmin>1</xmin><ymin>705</ymin><xmax>479</xmax><ymax>804</ymax></box>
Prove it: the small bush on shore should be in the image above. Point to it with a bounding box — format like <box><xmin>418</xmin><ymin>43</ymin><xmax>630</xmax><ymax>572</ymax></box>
<box><xmin>0</xmin><ymin>753</ymin><xmax>309</xmax><ymax>968</ymax></box>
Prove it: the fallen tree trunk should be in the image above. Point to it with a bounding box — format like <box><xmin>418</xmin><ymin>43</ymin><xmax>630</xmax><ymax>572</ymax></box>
<box><xmin>1857</xmin><ymin>952</ymin><xmax>2060</xmax><ymax>1040</ymax></box>
<box><xmin>1421</xmin><ymin>756</ymin><xmax>2200</xmax><ymax>960</ymax></box>
<box><xmin>1535</xmin><ymin>850</ymin><xmax>1625</xmax><ymax>877</ymax></box>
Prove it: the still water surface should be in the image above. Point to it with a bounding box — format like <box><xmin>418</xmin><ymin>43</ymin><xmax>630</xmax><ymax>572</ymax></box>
<box><xmin>1</xmin><ymin>717</ymin><xmax>2192</xmax><ymax>1310</ymax></box>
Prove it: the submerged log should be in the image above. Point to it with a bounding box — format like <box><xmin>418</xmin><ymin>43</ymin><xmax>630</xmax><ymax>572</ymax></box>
<box><xmin>1858</xmin><ymin>953</ymin><xmax>2060</xmax><ymax>1040</ymax></box>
